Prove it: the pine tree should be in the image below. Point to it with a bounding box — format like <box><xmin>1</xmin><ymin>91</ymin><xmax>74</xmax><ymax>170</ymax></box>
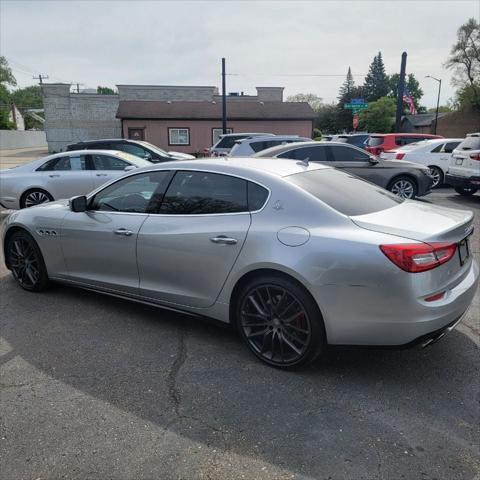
<box><xmin>363</xmin><ymin>52</ymin><xmax>389</xmax><ymax>102</ymax></box>
<box><xmin>338</xmin><ymin>67</ymin><xmax>355</xmax><ymax>100</ymax></box>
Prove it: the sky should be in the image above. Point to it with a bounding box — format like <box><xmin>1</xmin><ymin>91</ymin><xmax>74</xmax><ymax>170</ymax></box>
<box><xmin>1</xmin><ymin>0</ymin><xmax>479</xmax><ymax>109</ymax></box>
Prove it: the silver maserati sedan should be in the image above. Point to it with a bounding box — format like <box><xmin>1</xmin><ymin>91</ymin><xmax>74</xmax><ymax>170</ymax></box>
<box><xmin>2</xmin><ymin>158</ymin><xmax>478</xmax><ymax>368</ymax></box>
<box><xmin>0</xmin><ymin>149</ymin><xmax>151</xmax><ymax>209</ymax></box>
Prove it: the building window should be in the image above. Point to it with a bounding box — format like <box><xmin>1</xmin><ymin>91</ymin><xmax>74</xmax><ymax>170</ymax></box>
<box><xmin>212</xmin><ymin>128</ymin><xmax>233</xmax><ymax>145</ymax></box>
<box><xmin>169</xmin><ymin>128</ymin><xmax>190</xmax><ymax>146</ymax></box>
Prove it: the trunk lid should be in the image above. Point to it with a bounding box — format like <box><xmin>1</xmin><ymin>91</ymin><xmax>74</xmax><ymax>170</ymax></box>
<box><xmin>351</xmin><ymin>200</ymin><xmax>474</xmax><ymax>244</ymax></box>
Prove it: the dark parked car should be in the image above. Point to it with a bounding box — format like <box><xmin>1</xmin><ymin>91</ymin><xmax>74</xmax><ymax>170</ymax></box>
<box><xmin>66</xmin><ymin>139</ymin><xmax>194</xmax><ymax>163</ymax></box>
<box><xmin>254</xmin><ymin>141</ymin><xmax>434</xmax><ymax>199</ymax></box>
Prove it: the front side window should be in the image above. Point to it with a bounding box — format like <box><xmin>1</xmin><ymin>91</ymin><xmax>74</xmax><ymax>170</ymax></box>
<box><xmin>160</xmin><ymin>171</ymin><xmax>248</xmax><ymax>214</ymax></box>
<box><xmin>327</xmin><ymin>146</ymin><xmax>370</xmax><ymax>162</ymax></box>
<box><xmin>169</xmin><ymin>128</ymin><xmax>190</xmax><ymax>146</ymax></box>
<box><xmin>278</xmin><ymin>146</ymin><xmax>328</xmax><ymax>163</ymax></box>
<box><xmin>90</xmin><ymin>171</ymin><xmax>173</xmax><ymax>213</ymax></box>
<box><xmin>286</xmin><ymin>168</ymin><xmax>403</xmax><ymax>216</ymax></box>
<box><xmin>212</xmin><ymin>128</ymin><xmax>233</xmax><ymax>145</ymax></box>
<box><xmin>90</xmin><ymin>154</ymin><xmax>130</xmax><ymax>171</ymax></box>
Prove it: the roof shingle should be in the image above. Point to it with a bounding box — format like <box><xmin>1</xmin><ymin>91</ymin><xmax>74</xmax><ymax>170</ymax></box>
<box><xmin>116</xmin><ymin>101</ymin><xmax>316</xmax><ymax>120</ymax></box>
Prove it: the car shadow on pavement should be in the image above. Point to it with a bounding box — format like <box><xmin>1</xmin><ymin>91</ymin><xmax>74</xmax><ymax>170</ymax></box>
<box><xmin>1</xmin><ymin>279</ymin><xmax>479</xmax><ymax>479</ymax></box>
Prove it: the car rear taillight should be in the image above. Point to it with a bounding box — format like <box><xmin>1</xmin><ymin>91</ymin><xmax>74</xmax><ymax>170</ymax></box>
<box><xmin>396</xmin><ymin>153</ymin><xmax>405</xmax><ymax>160</ymax></box>
<box><xmin>379</xmin><ymin>242</ymin><xmax>457</xmax><ymax>273</ymax></box>
<box><xmin>469</xmin><ymin>153</ymin><xmax>480</xmax><ymax>161</ymax></box>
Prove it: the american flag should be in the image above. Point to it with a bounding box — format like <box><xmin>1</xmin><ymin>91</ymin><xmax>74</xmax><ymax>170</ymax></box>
<box><xmin>403</xmin><ymin>88</ymin><xmax>417</xmax><ymax>115</ymax></box>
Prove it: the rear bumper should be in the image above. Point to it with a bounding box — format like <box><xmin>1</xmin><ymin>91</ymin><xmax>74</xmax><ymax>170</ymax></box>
<box><xmin>445</xmin><ymin>174</ymin><xmax>480</xmax><ymax>189</ymax></box>
<box><xmin>318</xmin><ymin>258</ymin><xmax>479</xmax><ymax>346</ymax></box>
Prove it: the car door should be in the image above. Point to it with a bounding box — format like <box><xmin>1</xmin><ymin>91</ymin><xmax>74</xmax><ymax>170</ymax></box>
<box><xmin>60</xmin><ymin>170</ymin><xmax>173</xmax><ymax>294</ymax></box>
<box><xmin>137</xmin><ymin>170</ymin><xmax>251</xmax><ymax>308</ymax></box>
<box><xmin>41</xmin><ymin>154</ymin><xmax>95</xmax><ymax>199</ymax></box>
<box><xmin>89</xmin><ymin>153</ymin><xmax>133</xmax><ymax>188</ymax></box>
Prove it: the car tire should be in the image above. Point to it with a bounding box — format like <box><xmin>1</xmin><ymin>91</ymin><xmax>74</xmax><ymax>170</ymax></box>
<box><xmin>428</xmin><ymin>166</ymin><xmax>444</xmax><ymax>188</ymax></box>
<box><xmin>454</xmin><ymin>186</ymin><xmax>478</xmax><ymax>196</ymax></box>
<box><xmin>20</xmin><ymin>189</ymin><xmax>54</xmax><ymax>209</ymax></box>
<box><xmin>387</xmin><ymin>176</ymin><xmax>418</xmax><ymax>199</ymax></box>
<box><xmin>6</xmin><ymin>230</ymin><xmax>50</xmax><ymax>292</ymax></box>
<box><xmin>235</xmin><ymin>274</ymin><xmax>326</xmax><ymax>369</ymax></box>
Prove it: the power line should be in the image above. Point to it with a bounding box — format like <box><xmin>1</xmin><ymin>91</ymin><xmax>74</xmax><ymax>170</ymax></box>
<box><xmin>33</xmin><ymin>74</ymin><xmax>49</xmax><ymax>85</ymax></box>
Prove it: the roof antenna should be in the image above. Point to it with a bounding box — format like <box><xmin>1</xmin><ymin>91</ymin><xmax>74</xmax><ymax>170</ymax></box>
<box><xmin>297</xmin><ymin>157</ymin><xmax>309</xmax><ymax>167</ymax></box>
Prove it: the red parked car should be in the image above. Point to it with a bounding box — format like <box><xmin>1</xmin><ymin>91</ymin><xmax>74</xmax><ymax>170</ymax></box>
<box><xmin>366</xmin><ymin>133</ymin><xmax>444</xmax><ymax>155</ymax></box>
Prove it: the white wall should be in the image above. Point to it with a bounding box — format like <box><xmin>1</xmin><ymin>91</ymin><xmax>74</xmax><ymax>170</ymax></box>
<box><xmin>0</xmin><ymin>130</ymin><xmax>47</xmax><ymax>150</ymax></box>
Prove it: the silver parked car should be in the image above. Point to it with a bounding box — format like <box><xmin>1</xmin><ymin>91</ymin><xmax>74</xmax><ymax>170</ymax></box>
<box><xmin>3</xmin><ymin>158</ymin><xmax>478</xmax><ymax>368</ymax></box>
<box><xmin>0</xmin><ymin>150</ymin><xmax>151</xmax><ymax>209</ymax></box>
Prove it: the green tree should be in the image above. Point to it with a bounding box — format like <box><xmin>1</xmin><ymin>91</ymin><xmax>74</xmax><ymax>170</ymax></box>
<box><xmin>0</xmin><ymin>56</ymin><xmax>17</xmax><ymax>87</ymax></box>
<box><xmin>335</xmin><ymin>68</ymin><xmax>364</xmax><ymax>132</ymax></box>
<box><xmin>0</xmin><ymin>56</ymin><xmax>16</xmax><ymax>129</ymax></box>
<box><xmin>97</xmin><ymin>86</ymin><xmax>116</xmax><ymax>95</ymax></box>
<box><xmin>358</xmin><ymin>96</ymin><xmax>396</xmax><ymax>133</ymax></box>
<box><xmin>315</xmin><ymin>102</ymin><xmax>339</xmax><ymax>134</ymax></box>
<box><xmin>363</xmin><ymin>52</ymin><xmax>389</xmax><ymax>102</ymax></box>
<box><xmin>11</xmin><ymin>85</ymin><xmax>43</xmax><ymax>129</ymax></box>
<box><xmin>427</xmin><ymin>105</ymin><xmax>453</xmax><ymax>113</ymax></box>
<box><xmin>287</xmin><ymin>93</ymin><xmax>323</xmax><ymax>111</ymax></box>
<box><xmin>445</xmin><ymin>17</ymin><xmax>480</xmax><ymax>110</ymax></box>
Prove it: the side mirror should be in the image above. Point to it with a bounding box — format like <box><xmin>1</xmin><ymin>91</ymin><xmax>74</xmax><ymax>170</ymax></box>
<box><xmin>70</xmin><ymin>195</ymin><xmax>87</xmax><ymax>212</ymax></box>
<box><xmin>124</xmin><ymin>165</ymin><xmax>136</xmax><ymax>172</ymax></box>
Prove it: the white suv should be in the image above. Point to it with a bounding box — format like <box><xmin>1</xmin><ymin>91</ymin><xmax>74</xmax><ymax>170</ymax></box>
<box><xmin>446</xmin><ymin>133</ymin><xmax>480</xmax><ymax>196</ymax></box>
<box><xmin>229</xmin><ymin>135</ymin><xmax>311</xmax><ymax>157</ymax></box>
<box><xmin>209</xmin><ymin>133</ymin><xmax>274</xmax><ymax>156</ymax></box>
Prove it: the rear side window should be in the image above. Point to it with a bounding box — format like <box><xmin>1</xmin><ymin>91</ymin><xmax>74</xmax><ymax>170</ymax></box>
<box><xmin>160</xmin><ymin>171</ymin><xmax>248</xmax><ymax>214</ymax></box>
<box><xmin>457</xmin><ymin>135</ymin><xmax>480</xmax><ymax>151</ymax></box>
<box><xmin>367</xmin><ymin>136</ymin><xmax>384</xmax><ymax>147</ymax></box>
<box><xmin>278</xmin><ymin>146</ymin><xmax>328</xmax><ymax>162</ymax></box>
<box><xmin>248</xmin><ymin>182</ymin><xmax>269</xmax><ymax>211</ymax></box>
<box><xmin>444</xmin><ymin>141</ymin><xmax>460</xmax><ymax>153</ymax></box>
<box><xmin>216</xmin><ymin>135</ymin><xmax>247</xmax><ymax>149</ymax></box>
<box><xmin>286</xmin><ymin>169</ymin><xmax>403</xmax><ymax>216</ymax></box>
<box><xmin>37</xmin><ymin>155</ymin><xmax>87</xmax><ymax>171</ymax></box>
<box><xmin>396</xmin><ymin>136</ymin><xmax>426</xmax><ymax>146</ymax></box>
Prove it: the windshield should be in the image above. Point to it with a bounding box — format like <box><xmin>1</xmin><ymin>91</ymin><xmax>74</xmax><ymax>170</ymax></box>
<box><xmin>285</xmin><ymin>168</ymin><xmax>403</xmax><ymax>216</ymax></box>
<box><xmin>138</xmin><ymin>141</ymin><xmax>171</xmax><ymax>157</ymax></box>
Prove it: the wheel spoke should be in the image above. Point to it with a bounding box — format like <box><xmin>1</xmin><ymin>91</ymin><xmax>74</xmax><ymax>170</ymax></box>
<box><xmin>246</xmin><ymin>327</ymin><xmax>270</xmax><ymax>339</ymax></box>
<box><xmin>248</xmin><ymin>295</ymin><xmax>268</xmax><ymax>316</ymax></box>
<box><xmin>285</xmin><ymin>323</ymin><xmax>309</xmax><ymax>335</ymax></box>
<box><xmin>281</xmin><ymin>332</ymin><xmax>302</xmax><ymax>356</ymax></box>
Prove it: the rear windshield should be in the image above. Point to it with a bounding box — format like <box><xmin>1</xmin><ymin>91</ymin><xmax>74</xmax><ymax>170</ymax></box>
<box><xmin>285</xmin><ymin>168</ymin><xmax>403</xmax><ymax>216</ymax></box>
<box><xmin>457</xmin><ymin>135</ymin><xmax>480</xmax><ymax>151</ymax></box>
<box><xmin>367</xmin><ymin>136</ymin><xmax>384</xmax><ymax>147</ymax></box>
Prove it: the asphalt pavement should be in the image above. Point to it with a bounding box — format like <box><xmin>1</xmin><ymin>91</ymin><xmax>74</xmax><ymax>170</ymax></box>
<box><xmin>1</xmin><ymin>188</ymin><xmax>479</xmax><ymax>480</ymax></box>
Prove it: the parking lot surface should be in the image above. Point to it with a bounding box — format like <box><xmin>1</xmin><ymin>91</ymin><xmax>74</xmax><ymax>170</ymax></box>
<box><xmin>1</xmin><ymin>189</ymin><xmax>479</xmax><ymax>480</ymax></box>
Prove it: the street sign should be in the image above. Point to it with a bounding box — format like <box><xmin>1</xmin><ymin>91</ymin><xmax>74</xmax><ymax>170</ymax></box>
<box><xmin>344</xmin><ymin>103</ymin><xmax>368</xmax><ymax>110</ymax></box>
<box><xmin>351</xmin><ymin>98</ymin><xmax>366</xmax><ymax>105</ymax></box>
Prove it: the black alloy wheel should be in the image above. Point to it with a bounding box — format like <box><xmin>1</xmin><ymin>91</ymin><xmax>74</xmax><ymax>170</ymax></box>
<box><xmin>6</xmin><ymin>231</ymin><xmax>50</xmax><ymax>291</ymax></box>
<box><xmin>236</xmin><ymin>276</ymin><xmax>325</xmax><ymax>368</ymax></box>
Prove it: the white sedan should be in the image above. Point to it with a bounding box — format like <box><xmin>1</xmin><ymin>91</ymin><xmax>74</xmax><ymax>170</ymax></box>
<box><xmin>0</xmin><ymin>150</ymin><xmax>151</xmax><ymax>209</ymax></box>
<box><xmin>380</xmin><ymin>138</ymin><xmax>463</xmax><ymax>187</ymax></box>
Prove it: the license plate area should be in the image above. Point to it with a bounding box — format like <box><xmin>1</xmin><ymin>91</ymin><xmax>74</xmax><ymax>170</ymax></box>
<box><xmin>455</xmin><ymin>157</ymin><xmax>464</xmax><ymax>165</ymax></box>
<box><xmin>458</xmin><ymin>236</ymin><xmax>471</xmax><ymax>266</ymax></box>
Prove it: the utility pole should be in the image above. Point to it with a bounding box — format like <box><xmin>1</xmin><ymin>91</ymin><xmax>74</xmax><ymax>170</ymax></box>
<box><xmin>222</xmin><ymin>58</ymin><xmax>227</xmax><ymax>134</ymax></box>
<box><xmin>426</xmin><ymin>75</ymin><xmax>442</xmax><ymax>135</ymax></box>
<box><xmin>33</xmin><ymin>74</ymin><xmax>49</xmax><ymax>85</ymax></box>
<box><xmin>395</xmin><ymin>52</ymin><xmax>407</xmax><ymax>133</ymax></box>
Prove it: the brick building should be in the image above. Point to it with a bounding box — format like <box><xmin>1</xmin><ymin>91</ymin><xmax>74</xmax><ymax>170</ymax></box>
<box><xmin>42</xmin><ymin>84</ymin><xmax>315</xmax><ymax>153</ymax></box>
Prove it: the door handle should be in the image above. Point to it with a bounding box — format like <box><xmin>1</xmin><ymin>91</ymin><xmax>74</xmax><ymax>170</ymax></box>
<box><xmin>49</xmin><ymin>174</ymin><xmax>60</xmax><ymax>178</ymax></box>
<box><xmin>114</xmin><ymin>228</ymin><xmax>133</xmax><ymax>236</ymax></box>
<box><xmin>210</xmin><ymin>235</ymin><xmax>237</xmax><ymax>245</ymax></box>
<box><xmin>96</xmin><ymin>173</ymin><xmax>108</xmax><ymax>177</ymax></box>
